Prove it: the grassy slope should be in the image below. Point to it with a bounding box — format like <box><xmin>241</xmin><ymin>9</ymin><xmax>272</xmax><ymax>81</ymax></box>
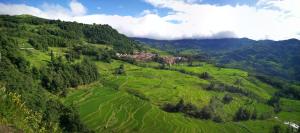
<box><xmin>169</xmin><ymin>63</ymin><xmax>277</xmax><ymax>99</ymax></box>
<box><xmin>21</xmin><ymin>47</ymin><xmax>300</xmax><ymax>133</ymax></box>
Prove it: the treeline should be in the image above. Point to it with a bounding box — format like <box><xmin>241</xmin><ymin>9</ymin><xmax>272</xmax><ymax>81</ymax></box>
<box><xmin>0</xmin><ymin>15</ymin><xmax>142</xmax><ymax>53</ymax></box>
<box><xmin>68</xmin><ymin>45</ymin><xmax>115</xmax><ymax>63</ymax></box>
<box><xmin>162</xmin><ymin>97</ymin><xmax>271</xmax><ymax>122</ymax></box>
<box><xmin>256</xmin><ymin>75</ymin><xmax>300</xmax><ymax>100</ymax></box>
<box><xmin>162</xmin><ymin>97</ymin><xmax>231</xmax><ymax>123</ymax></box>
<box><xmin>0</xmin><ymin>35</ymin><xmax>95</xmax><ymax>132</ymax></box>
<box><xmin>154</xmin><ymin>65</ymin><xmax>259</xmax><ymax>99</ymax></box>
<box><xmin>40</xmin><ymin>55</ymin><xmax>99</xmax><ymax>95</ymax></box>
<box><xmin>162</xmin><ymin>98</ymin><xmax>224</xmax><ymax>122</ymax></box>
<box><xmin>204</xmin><ymin>81</ymin><xmax>255</xmax><ymax>98</ymax></box>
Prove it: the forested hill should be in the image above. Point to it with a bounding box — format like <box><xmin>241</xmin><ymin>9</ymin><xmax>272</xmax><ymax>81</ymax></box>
<box><xmin>133</xmin><ymin>37</ymin><xmax>256</xmax><ymax>53</ymax></box>
<box><xmin>0</xmin><ymin>14</ymin><xmax>142</xmax><ymax>132</ymax></box>
<box><xmin>134</xmin><ymin>37</ymin><xmax>300</xmax><ymax>82</ymax></box>
<box><xmin>0</xmin><ymin>15</ymin><xmax>142</xmax><ymax>53</ymax></box>
<box><xmin>218</xmin><ymin>39</ymin><xmax>300</xmax><ymax>81</ymax></box>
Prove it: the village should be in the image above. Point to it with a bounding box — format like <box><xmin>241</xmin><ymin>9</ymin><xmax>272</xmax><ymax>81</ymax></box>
<box><xmin>116</xmin><ymin>51</ymin><xmax>187</xmax><ymax>66</ymax></box>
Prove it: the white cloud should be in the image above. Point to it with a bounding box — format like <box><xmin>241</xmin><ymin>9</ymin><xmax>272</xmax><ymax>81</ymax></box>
<box><xmin>69</xmin><ymin>0</ymin><xmax>86</xmax><ymax>16</ymax></box>
<box><xmin>0</xmin><ymin>3</ymin><xmax>43</xmax><ymax>17</ymax></box>
<box><xmin>0</xmin><ymin>0</ymin><xmax>299</xmax><ymax>40</ymax></box>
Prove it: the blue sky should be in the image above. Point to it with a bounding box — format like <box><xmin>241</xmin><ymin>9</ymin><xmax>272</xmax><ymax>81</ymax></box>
<box><xmin>0</xmin><ymin>0</ymin><xmax>256</xmax><ymax>16</ymax></box>
<box><xmin>0</xmin><ymin>0</ymin><xmax>299</xmax><ymax>40</ymax></box>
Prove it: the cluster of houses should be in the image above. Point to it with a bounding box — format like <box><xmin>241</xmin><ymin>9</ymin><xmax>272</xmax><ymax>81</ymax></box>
<box><xmin>116</xmin><ymin>52</ymin><xmax>187</xmax><ymax>65</ymax></box>
<box><xmin>116</xmin><ymin>52</ymin><xmax>156</xmax><ymax>62</ymax></box>
<box><xmin>161</xmin><ymin>56</ymin><xmax>187</xmax><ymax>65</ymax></box>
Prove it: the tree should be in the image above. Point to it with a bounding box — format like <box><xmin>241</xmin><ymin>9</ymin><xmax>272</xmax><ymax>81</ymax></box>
<box><xmin>234</xmin><ymin>78</ymin><xmax>243</xmax><ymax>87</ymax></box>
<box><xmin>115</xmin><ymin>64</ymin><xmax>125</xmax><ymax>75</ymax></box>
<box><xmin>59</xmin><ymin>105</ymin><xmax>92</xmax><ymax>132</ymax></box>
<box><xmin>222</xmin><ymin>94</ymin><xmax>233</xmax><ymax>104</ymax></box>
<box><xmin>234</xmin><ymin>107</ymin><xmax>251</xmax><ymax>121</ymax></box>
<box><xmin>50</xmin><ymin>50</ymin><xmax>55</xmax><ymax>62</ymax></box>
<box><xmin>31</xmin><ymin>66</ymin><xmax>40</xmax><ymax>79</ymax></box>
<box><xmin>162</xmin><ymin>103</ymin><xmax>177</xmax><ymax>112</ymax></box>
<box><xmin>65</xmin><ymin>50</ymin><xmax>80</xmax><ymax>62</ymax></box>
<box><xmin>200</xmin><ymin>72</ymin><xmax>211</xmax><ymax>79</ymax></box>
<box><xmin>268</xmin><ymin>95</ymin><xmax>281</xmax><ymax>113</ymax></box>
<box><xmin>251</xmin><ymin>109</ymin><xmax>257</xmax><ymax>120</ymax></box>
<box><xmin>212</xmin><ymin>115</ymin><xmax>223</xmax><ymax>123</ymax></box>
<box><xmin>205</xmin><ymin>82</ymin><xmax>215</xmax><ymax>90</ymax></box>
<box><xmin>175</xmin><ymin>99</ymin><xmax>185</xmax><ymax>112</ymax></box>
<box><xmin>28</xmin><ymin>38</ymin><xmax>48</xmax><ymax>51</ymax></box>
<box><xmin>97</xmin><ymin>51</ymin><xmax>112</xmax><ymax>63</ymax></box>
<box><xmin>272</xmin><ymin>125</ymin><xmax>282</xmax><ymax>133</ymax></box>
<box><xmin>183</xmin><ymin>103</ymin><xmax>197</xmax><ymax>114</ymax></box>
<box><xmin>199</xmin><ymin>106</ymin><xmax>213</xmax><ymax>119</ymax></box>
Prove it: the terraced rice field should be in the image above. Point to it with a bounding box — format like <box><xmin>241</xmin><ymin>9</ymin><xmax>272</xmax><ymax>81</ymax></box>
<box><xmin>22</xmin><ymin>49</ymin><xmax>297</xmax><ymax>132</ymax></box>
<box><xmin>169</xmin><ymin>64</ymin><xmax>277</xmax><ymax>99</ymax></box>
<box><xmin>65</xmin><ymin>85</ymin><xmax>263</xmax><ymax>133</ymax></box>
<box><xmin>63</xmin><ymin>61</ymin><xmax>286</xmax><ymax>133</ymax></box>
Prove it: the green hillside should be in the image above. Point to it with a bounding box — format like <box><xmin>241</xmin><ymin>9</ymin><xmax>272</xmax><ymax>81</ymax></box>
<box><xmin>0</xmin><ymin>15</ymin><xmax>299</xmax><ymax>133</ymax></box>
<box><xmin>134</xmin><ymin>38</ymin><xmax>300</xmax><ymax>83</ymax></box>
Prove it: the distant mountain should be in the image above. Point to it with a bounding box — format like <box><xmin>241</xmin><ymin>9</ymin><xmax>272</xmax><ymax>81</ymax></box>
<box><xmin>133</xmin><ymin>37</ymin><xmax>256</xmax><ymax>53</ymax></box>
<box><xmin>134</xmin><ymin>37</ymin><xmax>300</xmax><ymax>81</ymax></box>
<box><xmin>218</xmin><ymin>39</ymin><xmax>300</xmax><ymax>81</ymax></box>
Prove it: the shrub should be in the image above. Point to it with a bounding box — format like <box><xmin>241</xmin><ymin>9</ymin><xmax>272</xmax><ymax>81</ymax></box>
<box><xmin>234</xmin><ymin>107</ymin><xmax>251</xmax><ymax>121</ymax></box>
<box><xmin>212</xmin><ymin>115</ymin><xmax>224</xmax><ymax>123</ymax></box>
<box><xmin>115</xmin><ymin>64</ymin><xmax>125</xmax><ymax>75</ymax></box>
<box><xmin>222</xmin><ymin>94</ymin><xmax>233</xmax><ymax>104</ymax></box>
<box><xmin>272</xmin><ymin>125</ymin><xmax>283</xmax><ymax>133</ymax></box>
<box><xmin>175</xmin><ymin>99</ymin><xmax>185</xmax><ymax>112</ymax></box>
<box><xmin>199</xmin><ymin>72</ymin><xmax>211</xmax><ymax>79</ymax></box>
<box><xmin>259</xmin><ymin>112</ymin><xmax>272</xmax><ymax>120</ymax></box>
<box><xmin>199</xmin><ymin>106</ymin><xmax>213</xmax><ymax>119</ymax></box>
<box><xmin>267</xmin><ymin>95</ymin><xmax>281</xmax><ymax>113</ymax></box>
<box><xmin>162</xmin><ymin>103</ymin><xmax>178</xmax><ymax>112</ymax></box>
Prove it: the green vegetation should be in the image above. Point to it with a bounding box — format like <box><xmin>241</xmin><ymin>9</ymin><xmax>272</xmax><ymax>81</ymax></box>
<box><xmin>1</xmin><ymin>15</ymin><xmax>300</xmax><ymax>133</ymax></box>
<box><xmin>0</xmin><ymin>33</ymin><xmax>94</xmax><ymax>132</ymax></box>
<box><xmin>0</xmin><ymin>15</ymin><xmax>142</xmax><ymax>53</ymax></box>
<box><xmin>135</xmin><ymin>38</ymin><xmax>300</xmax><ymax>83</ymax></box>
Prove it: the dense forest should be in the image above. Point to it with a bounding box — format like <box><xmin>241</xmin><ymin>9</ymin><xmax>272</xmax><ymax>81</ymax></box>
<box><xmin>0</xmin><ymin>15</ymin><xmax>142</xmax><ymax>53</ymax></box>
<box><xmin>0</xmin><ymin>34</ymin><xmax>96</xmax><ymax>132</ymax></box>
